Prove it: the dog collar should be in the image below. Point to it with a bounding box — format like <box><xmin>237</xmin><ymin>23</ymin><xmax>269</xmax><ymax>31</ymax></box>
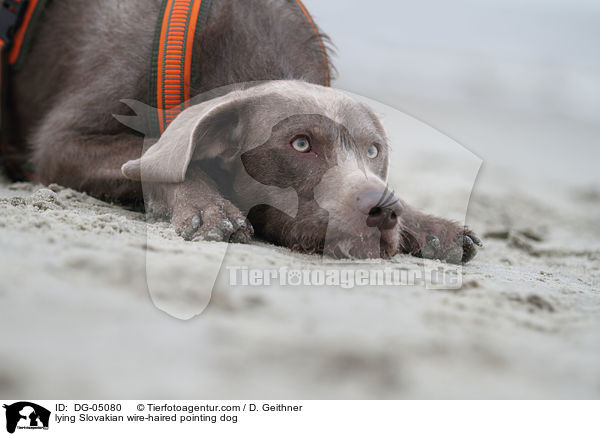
<box><xmin>148</xmin><ymin>0</ymin><xmax>329</xmax><ymax>136</ymax></box>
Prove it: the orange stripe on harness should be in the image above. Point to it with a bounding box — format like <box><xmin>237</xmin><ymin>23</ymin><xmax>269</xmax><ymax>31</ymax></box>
<box><xmin>154</xmin><ymin>0</ymin><xmax>205</xmax><ymax>134</ymax></box>
<box><xmin>8</xmin><ymin>0</ymin><xmax>40</xmax><ymax>65</ymax></box>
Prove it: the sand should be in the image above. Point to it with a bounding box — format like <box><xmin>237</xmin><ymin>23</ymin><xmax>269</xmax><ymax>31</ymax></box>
<box><xmin>1</xmin><ymin>106</ymin><xmax>598</xmax><ymax>398</ymax></box>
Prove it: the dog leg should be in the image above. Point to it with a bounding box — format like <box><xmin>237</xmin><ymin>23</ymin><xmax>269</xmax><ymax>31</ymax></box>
<box><xmin>399</xmin><ymin>206</ymin><xmax>482</xmax><ymax>264</ymax></box>
<box><xmin>149</xmin><ymin>166</ymin><xmax>253</xmax><ymax>243</ymax></box>
<box><xmin>32</xmin><ymin>132</ymin><xmax>144</xmax><ymax>204</ymax></box>
<box><xmin>32</xmin><ymin>131</ymin><xmax>252</xmax><ymax>243</ymax></box>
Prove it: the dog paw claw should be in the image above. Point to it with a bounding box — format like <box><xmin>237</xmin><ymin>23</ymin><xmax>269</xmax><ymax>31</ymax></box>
<box><xmin>468</xmin><ymin>233</ymin><xmax>483</xmax><ymax>247</ymax></box>
<box><xmin>177</xmin><ymin>214</ymin><xmax>203</xmax><ymax>241</ymax></box>
<box><xmin>191</xmin><ymin>215</ymin><xmax>201</xmax><ymax>230</ymax></box>
<box><xmin>218</xmin><ymin>219</ymin><xmax>235</xmax><ymax>234</ymax></box>
<box><xmin>421</xmin><ymin>235</ymin><xmax>441</xmax><ymax>259</ymax></box>
<box><xmin>459</xmin><ymin>232</ymin><xmax>481</xmax><ymax>263</ymax></box>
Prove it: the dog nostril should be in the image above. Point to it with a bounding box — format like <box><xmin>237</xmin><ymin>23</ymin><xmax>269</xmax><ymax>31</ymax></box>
<box><xmin>381</xmin><ymin>210</ymin><xmax>398</xmax><ymax>229</ymax></box>
<box><xmin>369</xmin><ymin>207</ymin><xmax>383</xmax><ymax>217</ymax></box>
<box><xmin>386</xmin><ymin>212</ymin><xmax>398</xmax><ymax>228</ymax></box>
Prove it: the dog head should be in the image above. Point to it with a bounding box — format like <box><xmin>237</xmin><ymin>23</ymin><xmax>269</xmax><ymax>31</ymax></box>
<box><xmin>122</xmin><ymin>81</ymin><xmax>404</xmax><ymax>258</ymax></box>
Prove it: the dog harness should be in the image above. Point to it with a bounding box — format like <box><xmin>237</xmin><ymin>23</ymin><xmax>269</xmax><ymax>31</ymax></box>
<box><xmin>0</xmin><ymin>0</ymin><xmax>328</xmax><ymax>179</ymax></box>
<box><xmin>148</xmin><ymin>0</ymin><xmax>329</xmax><ymax>136</ymax></box>
<box><xmin>0</xmin><ymin>0</ymin><xmax>48</xmax><ymax>179</ymax></box>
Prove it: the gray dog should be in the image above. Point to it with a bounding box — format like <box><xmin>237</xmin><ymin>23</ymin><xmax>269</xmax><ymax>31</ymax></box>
<box><xmin>8</xmin><ymin>0</ymin><xmax>481</xmax><ymax>262</ymax></box>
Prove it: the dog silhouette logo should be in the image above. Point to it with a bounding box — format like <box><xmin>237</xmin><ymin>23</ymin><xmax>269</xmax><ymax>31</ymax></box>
<box><xmin>3</xmin><ymin>402</ymin><xmax>50</xmax><ymax>434</ymax></box>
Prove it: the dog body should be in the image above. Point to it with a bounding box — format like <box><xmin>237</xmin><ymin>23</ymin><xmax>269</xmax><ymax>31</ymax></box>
<box><xmin>8</xmin><ymin>0</ymin><xmax>480</xmax><ymax>261</ymax></box>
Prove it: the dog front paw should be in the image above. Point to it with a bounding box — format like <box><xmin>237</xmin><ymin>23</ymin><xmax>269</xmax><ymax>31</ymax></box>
<box><xmin>418</xmin><ymin>228</ymin><xmax>482</xmax><ymax>264</ymax></box>
<box><xmin>173</xmin><ymin>200</ymin><xmax>253</xmax><ymax>243</ymax></box>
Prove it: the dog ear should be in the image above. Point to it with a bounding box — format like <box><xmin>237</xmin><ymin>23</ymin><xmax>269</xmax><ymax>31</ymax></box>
<box><xmin>121</xmin><ymin>93</ymin><xmax>257</xmax><ymax>183</ymax></box>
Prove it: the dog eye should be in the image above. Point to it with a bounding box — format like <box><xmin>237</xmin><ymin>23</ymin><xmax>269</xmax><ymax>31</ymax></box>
<box><xmin>367</xmin><ymin>144</ymin><xmax>379</xmax><ymax>159</ymax></box>
<box><xmin>291</xmin><ymin>136</ymin><xmax>311</xmax><ymax>153</ymax></box>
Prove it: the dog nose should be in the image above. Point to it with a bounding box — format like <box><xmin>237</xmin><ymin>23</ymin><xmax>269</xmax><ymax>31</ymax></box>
<box><xmin>357</xmin><ymin>189</ymin><xmax>403</xmax><ymax>230</ymax></box>
<box><xmin>366</xmin><ymin>206</ymin><xmax>398</xmax><ymax>229</ymax></box>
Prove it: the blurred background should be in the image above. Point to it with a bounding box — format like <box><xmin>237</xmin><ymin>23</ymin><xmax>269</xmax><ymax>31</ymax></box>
<box><xmin>304</xmin><ymin>0</ymin><xmax>600</xmax><ymax>186</ymax></box>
